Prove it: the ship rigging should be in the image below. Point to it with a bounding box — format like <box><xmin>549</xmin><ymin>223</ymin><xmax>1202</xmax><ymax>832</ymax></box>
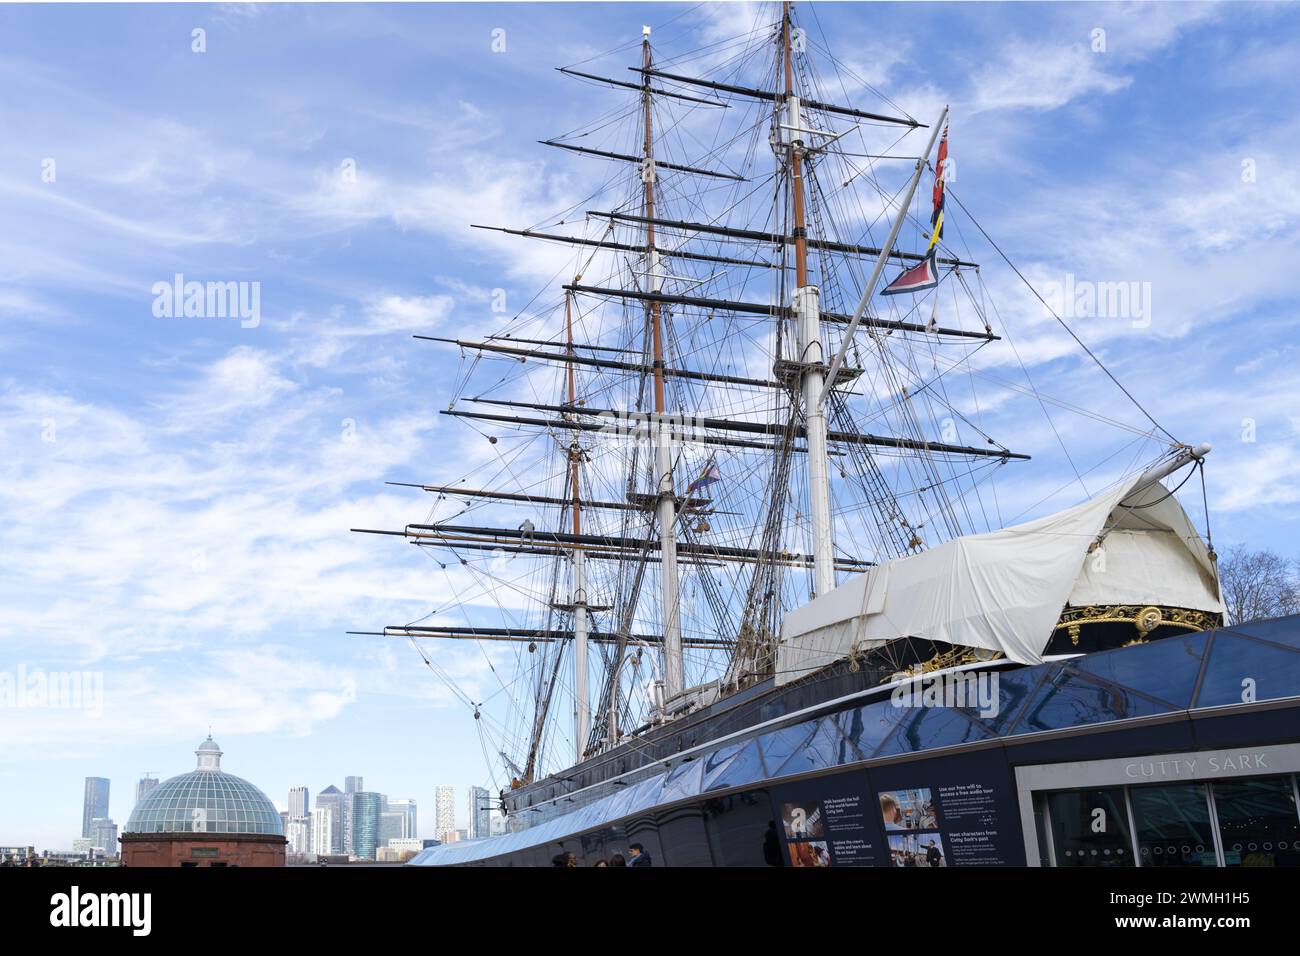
<box><xmin>351</xmin><ymin>2</ymin><xmax>1217</xmax><ymax>803</ymax></box>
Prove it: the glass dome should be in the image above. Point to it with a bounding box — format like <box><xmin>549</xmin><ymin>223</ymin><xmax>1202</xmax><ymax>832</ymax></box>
<box><xmin>124</xmin><ymin>736</ymin><xmax>284</xmax><ymax>836</ymax></box>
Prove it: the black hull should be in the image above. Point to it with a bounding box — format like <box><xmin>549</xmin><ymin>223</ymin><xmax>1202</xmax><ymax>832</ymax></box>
<box><xmin>418</xmin><ymin>616</ymin><xmax>1300</xmax><ymax>867</ymax></box>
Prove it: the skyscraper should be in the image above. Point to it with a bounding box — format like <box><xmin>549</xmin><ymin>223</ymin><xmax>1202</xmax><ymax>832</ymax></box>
<box><xmin>315</xmin><ymin>785</ymin><xmax>345</xmax><ymax>854</ymax></box>
<box><xmin>82</xmin><ymin>777</ymin><xmax>110</xmax><ymax>839</ymax></box>
<box><xmin>379</xmin><ymin>811</ymin><xmax>406</xmax><ymax>847</ymax></box>
<box><xmin>289</xmin><ymin>785</ymin><xmax>310</xmax><ymax>818</ymax></box>
<box><xmin>350</xmin><ymin>792</ymin><xmax>382</xmax><ymax>861</ymax></box>
<box><xmin>286</xmin><ymin>816</ymin><xmax>312</xmax><ymax>855</ymax></box>
<box><xmin>388</xmin><ymin>798</ymin><xmax>417</xmax><ymax>840</ymax></box>
<box><xmin>435</xmin><ymin>785</ymin><xmax>455</xmax><ymax>842</ymax></box>
<box><xmin>342</xmin><ymin>777</ymin><xmax>363</xmax><ymax>853</ymax></box>
<box><xmin>467</xmin><ymin>786</ymin><xmax>490</xmax><ymax>840</ymax></box>
<box><xmin>90</xmin><ymin>817</ymin><xmax>118</xmax><ymax>857</ymax></box>
<box><xmin>311</xmin><ymin>805</ymin><xmax>335</xmax><ymax>856</ymax></box>
<box><xmin>135</xmin><ymin>776</ymin><xmax>159</xmax><ymax>805</ymax></box>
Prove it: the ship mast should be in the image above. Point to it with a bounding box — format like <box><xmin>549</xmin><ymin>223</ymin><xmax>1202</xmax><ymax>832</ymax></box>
<box><xmin>565</xmin><ymin>284</ymin><xmax>590</xmax><ymax>762</ymax></box>
<box><xmin>641</xmin><ymin>25</ymin><xmax>684</xmax><ymax>701</ymax></box>
<box><xmin>782</xmin><ymin>1</ymin><xmax>835</xmax><ymax>598</ymax></box>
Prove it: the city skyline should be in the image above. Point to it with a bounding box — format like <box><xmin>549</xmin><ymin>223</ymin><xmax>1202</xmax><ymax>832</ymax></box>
<box><xmin>13</xmin><ymin>761</ymin><xmax>472</xmax><ymax>853</ymax></box>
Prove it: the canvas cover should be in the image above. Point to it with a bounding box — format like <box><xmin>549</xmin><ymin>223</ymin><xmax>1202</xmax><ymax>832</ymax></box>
<box><xmin>776</xmin><ymin>477</ymin><xmax>1224</xmax><ymax>684</ymax></box>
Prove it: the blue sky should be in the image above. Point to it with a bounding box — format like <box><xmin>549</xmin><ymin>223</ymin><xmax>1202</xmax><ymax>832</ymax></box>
<box><xmin>2</xmin><ymin>1</ymin><xmax>1299</xmax><ymax>850</ymax></box>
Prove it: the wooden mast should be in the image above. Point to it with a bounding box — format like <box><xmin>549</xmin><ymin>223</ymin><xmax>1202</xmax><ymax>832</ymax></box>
<box><xmin>784</xmin><ymin>1</ymin><xmax>809</xmax><ymax>289</ymax></box>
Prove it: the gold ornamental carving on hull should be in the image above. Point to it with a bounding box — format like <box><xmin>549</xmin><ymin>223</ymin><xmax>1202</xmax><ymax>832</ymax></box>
<box><xmin>1054</xmin><ymin>604</ymin><xmax>1222</xmax><ymax>646</ymax></box>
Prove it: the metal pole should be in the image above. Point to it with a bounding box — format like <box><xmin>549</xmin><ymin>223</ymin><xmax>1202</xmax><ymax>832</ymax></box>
<box><xmin>572</xmin><ymin>549</ymin><xmax>589</xmax><ymax>762</ymax></box>
<box><xmin>822</xmin><ymin>106</ymin><xmax>949</xmax><ymax>399</ymax></box>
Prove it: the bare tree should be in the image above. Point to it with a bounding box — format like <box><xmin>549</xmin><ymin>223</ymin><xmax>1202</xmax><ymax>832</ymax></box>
<box><xmin>1216</xmin><ymin>546</ymin><xmax>1300</xmax><ymax>625</ymax></box>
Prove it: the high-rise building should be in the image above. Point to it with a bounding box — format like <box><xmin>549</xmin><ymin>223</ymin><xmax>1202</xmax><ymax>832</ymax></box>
<box><xmin>82</xmin><ymin>777</ymin><xmax>110</xmax><ymax>839</ymax></box>
<box><xmin>135</xmin><ymin>776</ymin><xmax>159</xmax><ymax>805</ymax></box>
<box><xmin>434</xmin><ymin>785</ymin><xmax>455</xmax><ymax>842</ymax></box>
<box><xmin>350</xmin><ymin>792</ymin><xmax>382</xmax><ymax>860</ymax></box>
<box><xmin>467</xmin><ymin>786</ymin><xmax>490</xmax><ymax>840</ymax></box>
<box><xmin>311</xmin><ymin>805</ymin><xmax>334</xmax><ymax>856</ymax></box>
<box><xmin>315</xmin><ymin>785</ymin><xmax>345</xmax><ymax>853</ymax></box>
<box><xmin>388</xmin><ymin>798</ymin><xmax>417</xmax><ymax>840</ymax></box>
<box><xmin>342</xmin><ymin>778</ymin><xmax>363</xmax><ymax>854</ymax></box>
<box><xmin>289</xmin><ymin>785</ymin><xmax>309</xmax><ymax>818</ymax></box>
<box><xmin>285</xmin><ymin>815</ymin><xmax>312</xmax><ymax>855</ymax></box>
<box><xmin>90</xmin><ymin>817</ymin><xmax>118</xmax><ymax>857</ymax></box>
<box><xmin>379</xmin><ymin>811</ymin><xmax>406</xmax><ymax>846</ymax></box>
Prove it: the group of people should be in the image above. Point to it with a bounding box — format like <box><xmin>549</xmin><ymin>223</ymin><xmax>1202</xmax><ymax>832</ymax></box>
<box><xmin>551</xmin><ymin>843</ymin><xmax>652</xmax><ymax>867</ymax></box>
<box><xmin>890</xmin><ymin>839</ymin><xmax>945</xmax><ymax>868</ymax></box>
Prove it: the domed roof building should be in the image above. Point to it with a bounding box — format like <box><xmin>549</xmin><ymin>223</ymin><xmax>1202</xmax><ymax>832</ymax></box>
<box><xmin>121</xmin><ymin>736</ymin><xmax>286</xmax><ymax>867</ymax></box>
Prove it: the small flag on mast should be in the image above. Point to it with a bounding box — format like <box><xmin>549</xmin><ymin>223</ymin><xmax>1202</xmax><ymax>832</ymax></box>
<box><xmin>881</xmin><ymin>123</ymin><xmax>949</xmax><ymax>297</ymax></box>
<box><xmin>686</xmin><ymin>458</ymin><xmax>721</xmax><ymax>496</ymax></box>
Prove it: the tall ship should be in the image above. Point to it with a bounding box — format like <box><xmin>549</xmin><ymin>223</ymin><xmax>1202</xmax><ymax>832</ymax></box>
<box><xmin>358</xmin><ymin>4</ymin><xmax>1300</xmax><ymax>867</ymax></box>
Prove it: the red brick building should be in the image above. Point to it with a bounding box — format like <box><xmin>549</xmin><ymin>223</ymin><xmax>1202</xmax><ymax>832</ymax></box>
<box><xmin>121</xmin><ymin>737</ymin><xmax>287</xmax><ymax>867</ymax></box>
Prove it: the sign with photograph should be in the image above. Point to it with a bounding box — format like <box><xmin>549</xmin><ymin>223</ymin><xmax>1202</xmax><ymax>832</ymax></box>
<box><xmin>870</xmin><ymin>750</ymin><xmax>1025</xmax><ymax>866</ymax></box>
<box><xmin>771</xmin><ymin>777</ymin><xmax>881</xmax><ymax>866</ymax></box>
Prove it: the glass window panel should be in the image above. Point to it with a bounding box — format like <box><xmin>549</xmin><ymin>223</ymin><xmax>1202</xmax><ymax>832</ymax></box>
<box><xmin>756</xmin><ymin>724</ymin><xmax>817</xmax><ymax>777</ymax></box>
<box><xmin>658</xmin><ymin>759</ymin><xmax>704</xmax><ymax>803</ymax></box>
<box><xmin>1072</xmin><ymin>632</ymin><xmax>1208</xmax><ymax>708</ymax></box>
<box><xmin>700</xmin><ymin>740</ymin><xmax>763</xmax><ymax>792</ymax></box>
<box><xmin>1212</xmin><ymin>776</ymin><xmax>1300</xmax><ymax>867</ymax></box>
<box><xmin>966</xmin><ymin>666</ymin><xmax>1044</xmax><ymax>736</ymax></box>
<box><xmin>1196</xmin><ymin>633</ymin><xmax>1300</xmax><ymax>708</ymax></box>
<box><xmin>1130</xmin><ymin>784</ymin><xmax>1217</xmax><ymax>867</ymax></box>
<box><xmin>873</xmin><ymin>703</ymin><xmax>993</xmax><ymax>758</ymax></box>
<box><xmin>1012</xmin><ymin>668</ymin><xmax>1172</xmax><ymax>736</ymax></box>
<box><xmin>1046</xmin><ymin>788</ymin><xmax>1135</xmax><ymax>867</ymax></box>
<box><xmin>771</xmin><ymin>716</ymin><xmax>861</xmax><ymax>777</ymax></box>
<box><xmin>622</xmin><ymin>777</ymin><xmax>665</xmax><ymax>817</ymax></box>
<box><xmin>1222</xmin><ymin>618</ymin><xmax>1300</xmax><ymax>650</ymax></box>
<box><xmin>840</xmin><ymin>701</ymin><xmax>901</xmax><ymax>758</ymax></box>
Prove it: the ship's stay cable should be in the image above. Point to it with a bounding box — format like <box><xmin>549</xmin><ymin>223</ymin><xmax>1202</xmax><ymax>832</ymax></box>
<box><xmin>944</xmin><ymin>185</ymin><xmax>1178</xmax><ymax>445</ymax></box>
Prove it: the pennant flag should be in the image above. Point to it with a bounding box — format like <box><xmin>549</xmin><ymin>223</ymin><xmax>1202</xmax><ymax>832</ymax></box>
<box><xmin>930</xmin><ymin>123</ymin><xmax>949</xmax><ymax>247</ymax></box>
<box><xmin>880</xmin><ymin>251</ymin><xmax>939</xmax><ymax>297</ymax></box>
<box><xmin>881</xmin><ymin>124</ymin><xmax>950</xmax><ymax>298</ymax></box>
<box><xmin>686</xmin><ymin>459</ymin><xmax>721</xmax><ymax>495</ymax></box>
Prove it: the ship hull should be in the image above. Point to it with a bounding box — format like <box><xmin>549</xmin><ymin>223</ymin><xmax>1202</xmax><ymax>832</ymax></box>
<box><xmin>412</xmin><ymin>615</ymin><xmax>1300</xmax><ymax>867</ymax></box>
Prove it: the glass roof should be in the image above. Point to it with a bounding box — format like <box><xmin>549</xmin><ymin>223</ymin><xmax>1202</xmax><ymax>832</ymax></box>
<box><xmin>411</xmin><ymin>617</ymin><xmax>1300</xmax><ymax>867</ymax></box>
<box><xmin>125</xmin><ymin>770</ymin><xmax>284</xmax><ymax>836</ymax></box>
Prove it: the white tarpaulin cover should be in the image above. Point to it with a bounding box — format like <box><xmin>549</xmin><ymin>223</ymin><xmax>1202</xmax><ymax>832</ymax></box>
<box><xmin>776</xmin><ymin>476</ymin><xmax>1224</xmax><ymax>684</ymax></box>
